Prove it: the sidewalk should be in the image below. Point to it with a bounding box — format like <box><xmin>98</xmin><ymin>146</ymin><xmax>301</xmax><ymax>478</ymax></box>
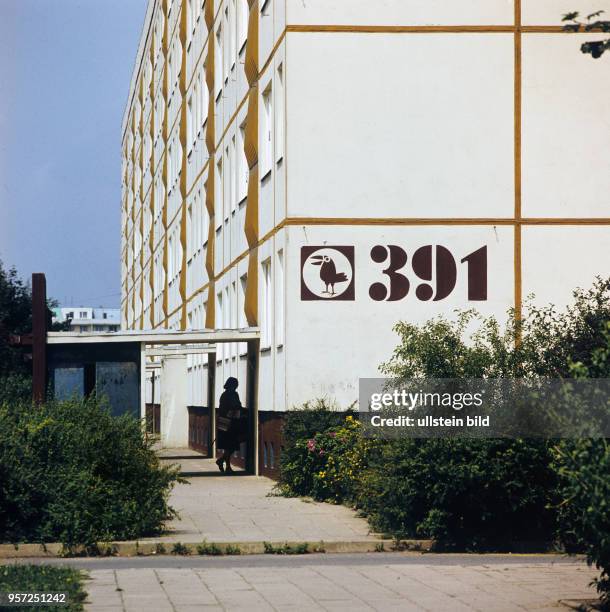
<box><xmin>83</xmin><ymin>555</ymin><xmax>599</xmax><ymax>611</ymax></box>
<box><xmin>149</xmin><ymin>449</ymin><xmax>379</xmax><ymax>545</ymax></box>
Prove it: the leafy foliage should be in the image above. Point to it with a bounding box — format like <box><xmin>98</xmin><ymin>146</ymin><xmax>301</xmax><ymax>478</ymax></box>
<box><xmin>553</xmin><ymin>326</ymin><xmax>610</xmax><ymax>605</ymax></box>
<box><xmin>263</xmin><ymin>542</ymin><xmax>309</xmax><ymax>555</ymax></box>
<box><xmin>359</xmin><ymin>438</ymin><xmax>557</xmax><ymax>550</ymax></box>
<box><xmin>381</xmin><ymin>278</ymin><xmax>610</xmax><ymax>380</ymax></box>
<box><xmin>0</xmin><ymin>260</ymin><xmax>68</xmax><ymax>398</ymax></box>
<box><xmin>0</xmin><ymin>564</ymin><xmax>87</xmax><ymax>611</ymax></box>
<box><xmin>279</xmin><ymin>414</ymin><xmax>371</xmax><ymax>503</ymax></box>
<box><xmin>279</xmin><ymin>280</ymin><xmax>610</xmax><ymax>561</ymax></box>
<box><xmin>0</xmin><ymin>396</ymin><xmax>180</xmax><ymax>547</ymax></box>
<box><xmin>282</xmin><ymin>398</ymin><xmax>354</xmax><ymax>446</ymax></box>
<box><xmin>562</xmin><ymin>10</ymin><xmax>610</xmax><ymax>58</ymax></box>
<box><xmin>554</xmin><ymin>439</ymin><xmax>610</xmax><ymax>606</ymax></box>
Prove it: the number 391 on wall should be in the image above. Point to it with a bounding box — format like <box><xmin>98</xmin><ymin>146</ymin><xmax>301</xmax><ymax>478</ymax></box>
<box><xmin>300</xmin><ymin>245</ymin><xmax>487</xmax><ymax>302</ymax></box>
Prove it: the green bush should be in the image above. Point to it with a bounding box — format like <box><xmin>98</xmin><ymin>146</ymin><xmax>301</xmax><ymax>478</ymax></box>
<box><xmin>0</xmin><ymin>396</ymin><xmax>180</xmax><ymax>547</ymax></box>
<box><xmin>553</xmin><ymin>325</ymin><xmax>610</xmax><ymax>606</ymax></box>
<box><xmin>279</xmin><ymin>279</ymin><xmax>610</xmax><ymax>563</ymax></box>
<box><xmin>554</xmin><ymin>439</ymin><xmax>610</xmax><ymax>607</ymax></box>
<box><xmin>279</xmin><ymin>399</ymin><xmax>355</xmax><ymax>498</ymax></box>
<box><xmin>279</xmin><ymin>414</ymin><xmax>370</xmax><ymax>503</ymax></box>
<box><xmin>357</xmin><ymin>438</ymin><xmax>557</xmax><ymax>550</ymax></box>
<box><xmin>0</xmin><ymin>373</ymin><xmax>32</xmax><ymax>404</ymax></box>
<box><xmin>282</xmin><ymin>399</ymin><xmax>354</xmax><ymax>446</ymax></box>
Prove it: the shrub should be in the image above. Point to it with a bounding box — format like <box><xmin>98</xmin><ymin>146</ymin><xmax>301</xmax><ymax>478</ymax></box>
<box><xmin>280</xmin><ymin>415</ymin><xmax>370</xmax><ymax>503</ymax></box>
<box><xmin>356</xmin><ymin>438</ymin><xmax>557</xmax><ymax>550</ymax></box>
<box><xmin>279</xmin><ymin>279</ymin><xmax>610</xmax><ymax>562</ymax></box>
<box><xmin>225</xmin><ymin>544</ymin><xmax>241</xmax><ymax>555</ymax></box>
<box><xmin>263</xmin><ymin>542</ymin><xmax>309</xmax><ymax>555</ymax></box>
<box><xmin>0</xmin><ymin>373</ymin><xmax>32</xmax><ymax>404</ymax></box>
<box><xmin>553</xmin><ymin>325</ymin><xmax>610</xmax><ymax>605</ymax></box>
<box><xmin>279</xmin><ymin>399</ymin><xmax>356</xmax><ymax>498</ymax></box>
<box><xmin>554</xmin><ymin>439</ymin><xmax>610</xmax><ymax>606</ymax></box>
<box><xmin>282</xmin><ymin>399</ymin><xmax>353</xmax><ymax>446</ymax></box>
<box><xmin>171</xmin><ymin>542</ymin><xmax>190</xmax><ymax>555</ymax></box>
<box><xmin>197</xmin><ymin>541</ymin><xmax>222</xmax><ymax>555</ymax></box>
<box><xmin>0</xmin><ymin>396</ymin><xmax>180</xmax><ymax>547</ymax></box>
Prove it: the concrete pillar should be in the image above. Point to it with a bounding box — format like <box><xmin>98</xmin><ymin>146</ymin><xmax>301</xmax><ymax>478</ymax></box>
<box><xmin>160</xmin><ymin>354</ymin><xmax>189</xmax><ymax>448</ymax></box>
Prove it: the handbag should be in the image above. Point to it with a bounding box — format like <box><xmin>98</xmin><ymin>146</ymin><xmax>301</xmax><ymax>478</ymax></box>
<box><xmin>217</xmin><ymin>415</ymin><xmax>232</xmax><ymax>432</ymax></box>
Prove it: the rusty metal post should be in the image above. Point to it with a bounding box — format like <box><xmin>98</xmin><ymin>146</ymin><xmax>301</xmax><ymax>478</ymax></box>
<box><xmin>207</xmin><ymin>352</ymin><xmax>216</xmax><ymax>459</ymax></box>
<box><xmin>31</xmin><ymin>273</ymin><xmax>47</xmax><ymax>404</ymax></box>
<box><xmin>246</xmin><ymin>338</ymin><xmax>260</xmax><ymax>475</ymax></box>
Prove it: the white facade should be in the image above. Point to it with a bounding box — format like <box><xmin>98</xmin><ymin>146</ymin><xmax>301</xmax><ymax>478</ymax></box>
<box><xmin>53</xmin><ymin>307</ymin><xmax>121</xmax><ymax>334</ymax></box>
<box><xmin>122</xmin><ymin>0</ymin><xmax>610</xmax><ymax>416</ymax></box>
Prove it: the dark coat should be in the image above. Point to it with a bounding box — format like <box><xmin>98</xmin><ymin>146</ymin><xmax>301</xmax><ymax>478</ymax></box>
<box><xmin>217</xmin><ymin>390</ymin><xmax>245</xmax><ymax>453</ymax></box>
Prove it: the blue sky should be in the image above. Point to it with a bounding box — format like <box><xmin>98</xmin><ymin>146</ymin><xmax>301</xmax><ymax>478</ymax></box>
<box><xmin>0</xmin><ymin>0</ymin><xmax>148</xmax><ymax>308</ymax></box>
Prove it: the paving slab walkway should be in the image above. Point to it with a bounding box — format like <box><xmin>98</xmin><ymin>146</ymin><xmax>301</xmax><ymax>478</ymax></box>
<box><xmin>81</xmin><ymin>555</ymin><xmax>599</xmax><ymax>611</ymax></box>
<box><xmin>146</xmin><ymin>448</ymin><xmax>378</xmax><ymax>545</ymax></box>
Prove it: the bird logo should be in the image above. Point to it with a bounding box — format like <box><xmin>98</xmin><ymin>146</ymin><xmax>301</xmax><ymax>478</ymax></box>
<box><xmin>301</xmin><ymin>246</ymin><xmax>355</xmax><ymax>301</ymax></box>
<box><xmin>309</xmin><ymin>254</ymin><xmax>349</xmax><ymax>296</ymax></box>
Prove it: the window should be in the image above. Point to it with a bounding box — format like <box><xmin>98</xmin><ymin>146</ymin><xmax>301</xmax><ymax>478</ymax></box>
<box><xmin>223</xmin><ymin>7</ymin><xmax>231</xmax><ymax>82</ymax></box>
<box><xmin>215</xmin><ymin>159</ymin><xmax>223</xmax><ymax>228</ymax></box>
<box><xmin>224</xmin><ymin>286</ymin><xmax>230</xmax><ymax>338</ymax></box>
<box><xmin>239</xmin><ymin>274</ymin><xmax>247</xmax><ymax>327</ymax></box>
<box><xmin>168</xmin><ymin>143</ymin><xmax>173</xmax><ymax>191</ymax></box>
<box><xmin>80</xmin><ymin>311</ymin><xmax>87</xmax><ymax>319</ymax></box>
<box><xmin>238</xmin><ymin>121</ymin><xmax>249</xmax><ymax>202</ymax></box>
<box><xmin>168</xmin><ymin>52</ymin><xmax>173</xmax><ymax>100</ymax></box>
<box><xmin>261</xmin><ymin>84</ymin><xmax>273</xmax><ymax>177</ymax></box>
<box><xmin>238</xmin><ymin>0</ymin><xmax>248</xmax><ymax>53</ymax></box>
<box><xmin>276</xmin><ymin>249</ymin><xmax>284</xmax><ymax>345</ymax></box>
<box><xmin>231</xmin><ymin>281</ymin><xmax>237</xmax><ymax>329</ymax></box>
<box><xmin>215</xmin><ymin>25</ymin><xmax>223</xmax><ymax>98</ymax></box>
<box><xmin>261</xmin><ymin>258</ymin><xmax>272</xmax><ymax>347</ymax></box>
<box><xmin>168</xmin><ymin>236</ymin><xmax>174</xmax><ymax>278</ymax></box>
<box><xmin>229</xmin><ymin>0</ymin><xmax>236</xmax><ymax>70</ymax></box>
<box><xmin>187</xmin><ymin>0</ymin><xmax>195</xmax><ymax>46</ymax></box>
<box><xmin>276</xmin><ymin>64</ymin><xmax>284</xmax><ymax>162</ymax></box>
<box><xmin>103</xmin><ymin>313</ymin><xmax>108</xmax><ymax>320</ymax></box>
<box><xmin>217</xmin><ymin>291</ymin><xmax>224</xmax><ymax>359</ymax></box>
<box><xmin>197</xmin><ymin>71</ymin><xmax>208</xmax><ymax>137</ymax></box>
<box><xmin>187</xmin><ymin>95</ymin><xmax>193</xmax><ymax>153</ymax></box>
<box><xmin>230</xmin><ymin>135</ymin><xmax>237</xmax><ymax>213</ymax></box>
<box><xmin>187</xmin><ymin>204</ymin><xmax>193</xmax><ymax>258</ymax></box>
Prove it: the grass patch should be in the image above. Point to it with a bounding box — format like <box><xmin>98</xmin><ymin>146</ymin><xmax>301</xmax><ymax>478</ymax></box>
<box><xmin>196</xmin><ymin>541</ymin><xmax>223</xmax><ymax>556</ymax></box>
<box><xmin>224</xmin><ymin>544</ymin><xmax>241</xmax><ymax>555</ymax></box>
<box><xmin>263</xmin><ymin>542</ymin><xmax>309</xmax><ymax>555</ymax></box>
<box><xmin>170</xmin><ymin>542</ymin><xmax>190</xmax><ymax>555</ymax></box>
<box><xmin>0</xmin><ymin>564</ymin><xmax>87</xmax><ymax>611</ymax></box>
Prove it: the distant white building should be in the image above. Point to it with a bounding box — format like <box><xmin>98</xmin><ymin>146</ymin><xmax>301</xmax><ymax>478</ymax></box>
<box><xmin>53</xmin><ymin>307</ymin><xmax>121</xmax><ymax>334</ymax></box>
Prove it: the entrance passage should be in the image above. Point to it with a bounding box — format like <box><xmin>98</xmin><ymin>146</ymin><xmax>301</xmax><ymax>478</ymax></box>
<box><xmin>188</xmin><ymin>406</ymin><xmax>210</xmax><ymax>455</ymax></box>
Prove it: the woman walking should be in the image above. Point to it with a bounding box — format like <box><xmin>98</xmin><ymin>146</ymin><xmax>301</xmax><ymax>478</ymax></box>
<box><xmin>215</xmin><ymin>377</ymin><xmax>244</xmax><ymax>473</ymax></box>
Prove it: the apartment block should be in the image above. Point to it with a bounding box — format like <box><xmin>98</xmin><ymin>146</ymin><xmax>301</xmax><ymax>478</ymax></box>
<box><xmin>122</xmin><ymin>0</ymin><xmax>610</xmax><ymax>471</ymax></box>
